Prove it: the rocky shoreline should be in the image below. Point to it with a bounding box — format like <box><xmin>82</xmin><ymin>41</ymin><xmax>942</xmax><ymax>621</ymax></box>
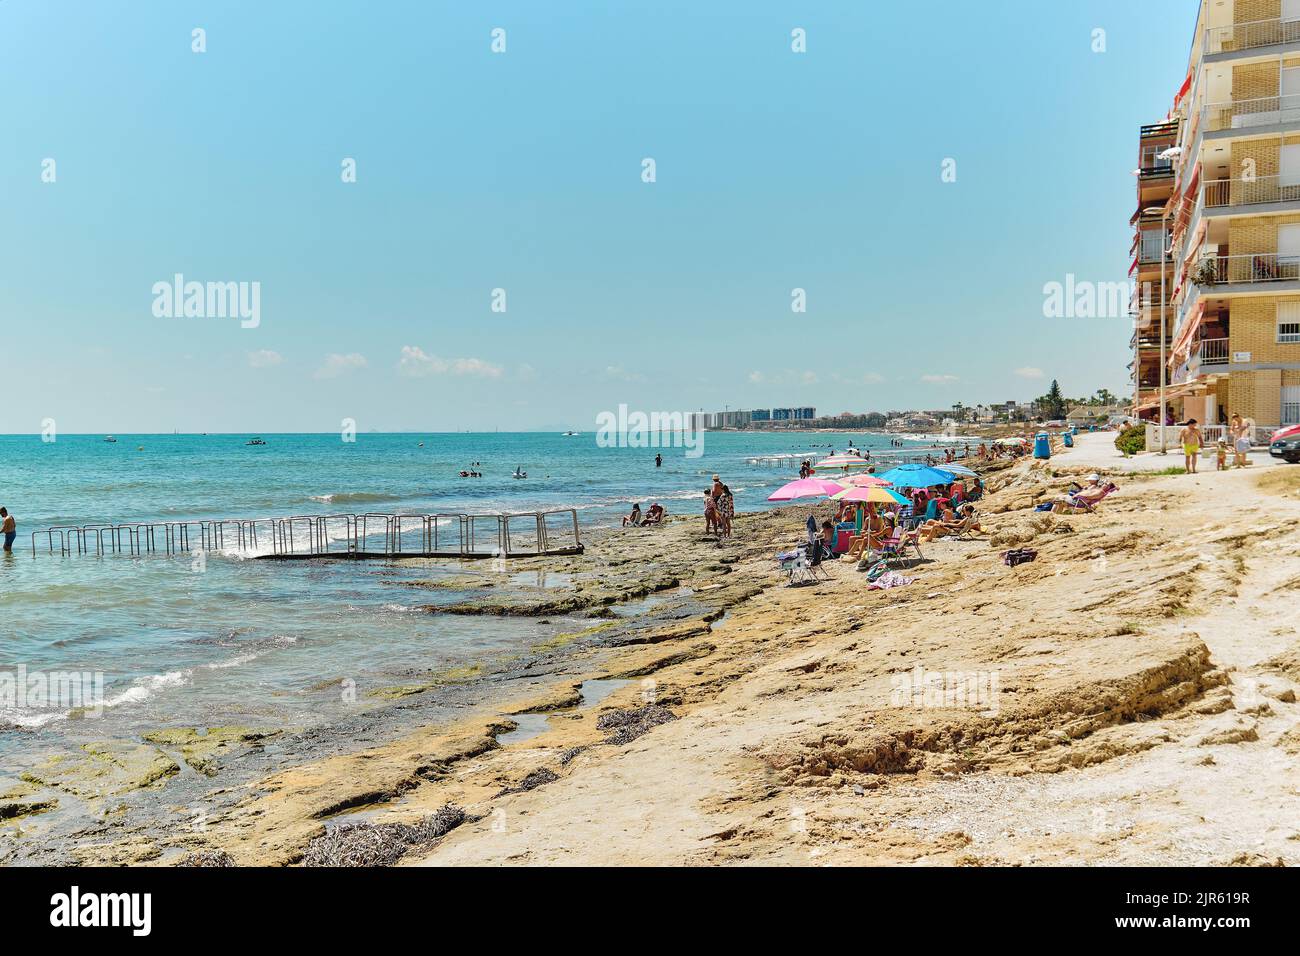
<box><xmin>5</xmin><ymin>454</ymin><xmax>1300</xmax><ymax>866</ymax></box>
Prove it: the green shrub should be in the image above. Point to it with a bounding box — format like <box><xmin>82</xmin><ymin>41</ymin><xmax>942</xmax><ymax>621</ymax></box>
<box><xmin>1114</xmin><ymin>424</ymin><xmax>1145</xmax><ymax>457</ymax></box>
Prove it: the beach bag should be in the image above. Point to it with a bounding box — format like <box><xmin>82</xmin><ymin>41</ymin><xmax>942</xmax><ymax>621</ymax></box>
<box><xmin>1002</xmin><ymin>548</ymin><xmax>1037</xmax><ymax>567</ymax></box>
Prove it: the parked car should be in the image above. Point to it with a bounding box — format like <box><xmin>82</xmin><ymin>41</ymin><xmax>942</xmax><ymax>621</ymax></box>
<box><xmin>1270</xmin><ymin>424</ymin><xmax>1300</xmax><ymax>464</ymax></box>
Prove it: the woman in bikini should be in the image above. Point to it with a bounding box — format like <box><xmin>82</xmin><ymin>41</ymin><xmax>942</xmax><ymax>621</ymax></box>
<box><xmin>1179</xmin><ymin>418</ymin><xmax>1203</xmax><ymax>474</ymax></box>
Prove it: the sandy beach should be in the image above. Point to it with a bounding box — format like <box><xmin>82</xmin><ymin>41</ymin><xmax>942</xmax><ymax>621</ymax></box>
<box><xmin>10</xmin><ymin>443</ymin><xmax>1297</xmax><ymax>867</ymax></box>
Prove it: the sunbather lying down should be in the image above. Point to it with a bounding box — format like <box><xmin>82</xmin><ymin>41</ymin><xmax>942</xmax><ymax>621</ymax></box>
<box><xmin>1050</xmin><ymin>481</ymin><xmax>1117</xmax><ymax>513</ymax></box>
<box><xmin>918</xmin><ymin>503</ymin><xmax>982</xmax><ymax>542</ymax></box>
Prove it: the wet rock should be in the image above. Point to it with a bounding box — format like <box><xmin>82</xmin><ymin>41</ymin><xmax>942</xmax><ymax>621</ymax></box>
<box><xmin>21</xmin><ymin>742</ymin><xmax>179</xmax><ymax>798</ymax></box>
<box><xmin>0</xmin><ymin>799</ymin><xmax>56</xmax><ymax>820</ymax></box>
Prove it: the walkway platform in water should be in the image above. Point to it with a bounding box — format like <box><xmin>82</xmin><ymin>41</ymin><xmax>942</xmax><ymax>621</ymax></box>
<box><xmin>30</xmin><ymin>510</ymin><xmax>584</xmax><ymax>561</ymax></box>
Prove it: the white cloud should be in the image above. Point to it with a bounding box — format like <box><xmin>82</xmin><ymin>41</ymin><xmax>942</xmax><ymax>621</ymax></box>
<box><xmin>397</xmin><ymin>346</ymin><xmax>503</xmax><ymax>379</ymax></box>
<box><xmin>921</xmin><ymin>373</ymin><xmax>959</xmax><ymax>384</ymax></box>
<box><xmin>602</xmin><ymin>364</ymin><xmax>647</xmax><ymax>383</ymax></box>
<box><xmin>749</xmin><ymin>369</ymin><xmax>820</xmax><ymax>386</ymax></box>
<box><xmin>314</xmin><ymin>353</ymin><xmax>368</xmax><ymax>379</ymax></box>
<box><xmin>832</xmin><ymin>372</ymin><xmax>885</xmax><ymax>386</ymax></box>
<box><xmin>248</xmin><ymin>349</ymin><xmax>282</xmax><ymax>368</ymax></box>
<box><xmin>1014</xmin><ymin>366</ymin><xmax>1045</xmax><ymax>380</ymax></box>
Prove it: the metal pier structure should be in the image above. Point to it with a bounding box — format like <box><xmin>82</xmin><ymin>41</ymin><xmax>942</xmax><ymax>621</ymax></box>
<box><xmin>29</xmin><ymin>510</ymin><xmax>584</xmax><ymax>561</ymax></box>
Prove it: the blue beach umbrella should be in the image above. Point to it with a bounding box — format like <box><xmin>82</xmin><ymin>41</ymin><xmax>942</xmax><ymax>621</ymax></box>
<box><xmin>874</xmin><ymin>464</ymin><xmax>957</xmax><ymax>488</ymax></box>
<box><xmin>933</xmin><ymin>462</ymin><xmax>977</xmax><ymax>477</ymax></box>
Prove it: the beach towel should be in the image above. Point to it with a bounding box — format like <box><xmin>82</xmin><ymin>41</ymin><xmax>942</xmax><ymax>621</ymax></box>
<box><xmin>868</xmin><ymin>570</ymin><xmax>914</xmax><ymax>590</ymax></box>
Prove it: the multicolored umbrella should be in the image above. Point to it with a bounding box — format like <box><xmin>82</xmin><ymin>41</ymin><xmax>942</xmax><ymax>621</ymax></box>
<box><xmin>830</xmin><ymin>485</ymin><xmax>910</xmax><ymax>505</ymax></box>
<box><xmin>766</xmin><ymin>477</ymin><xmax>845</xmax><ymax>502</ymax></box>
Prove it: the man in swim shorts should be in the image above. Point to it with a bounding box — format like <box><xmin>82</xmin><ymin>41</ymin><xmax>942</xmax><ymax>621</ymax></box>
<box><xmin>0</xmin><ymin>508</ymin><xmax>15</xmax><ymax>552</ymax></box>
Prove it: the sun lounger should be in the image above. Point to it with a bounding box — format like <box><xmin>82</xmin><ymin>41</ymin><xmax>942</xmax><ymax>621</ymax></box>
<box><xmin>1051</xmin><ymin>483</ymin><xmax>1117</xmax><ymax>514</ymax></box>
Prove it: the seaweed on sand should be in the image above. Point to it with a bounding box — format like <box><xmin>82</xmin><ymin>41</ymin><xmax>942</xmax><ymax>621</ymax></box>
<box><xmin>301</xmin><ymin>803</ymin><xmax>466</xmax><ymax>867</ymax></box>
<box><xmin>596</xmin><ymin>704</ymin><xmax>678</xmax><ymax>745</ymax></box>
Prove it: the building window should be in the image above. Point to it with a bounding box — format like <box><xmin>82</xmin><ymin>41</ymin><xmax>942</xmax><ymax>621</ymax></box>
<box><xmin>1281</xmin><ymin>302</ymin><xmax>1300</xmax><ymax>343</ymax></box>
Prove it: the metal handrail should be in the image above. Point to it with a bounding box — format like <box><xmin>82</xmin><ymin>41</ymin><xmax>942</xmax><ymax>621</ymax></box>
<box><xmin>1205</xmin><ymin>15</ymin><xmax>1300</xmax><ymax>55</ymax></box>
<box><xmin>28</xmin><ymin>509</ymin><xmax>584</xmax><ymax>560</ymax></box>
<box><xmin>1195</xmin><ymin>252</ymin><xmax>1300</xmax><ymax>284</ymax></box>
<box><xmin>1203</xmin><ymin>92</ymin><xmax>1300</xmax><ymax>133</ymax></box>
<box><xmin>1203</xmin><ymin>173</ymin><xmax>1300</xmax><ymax>208</ymax></box>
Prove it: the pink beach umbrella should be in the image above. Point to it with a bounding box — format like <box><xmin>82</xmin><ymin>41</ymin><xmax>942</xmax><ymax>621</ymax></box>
<box><xmin>813</xmin><ymin>454</ymin><xmax>874</xmax><ymax>470</ymax></box>
<box><xmin>841</xmin><ymin>473</ymin><xmax>892</xmax><ymax>487</ymax></box>
<box><xmin>766</xmin><ymin>477</ymin><xmax>845</xmax><ymax>502</ymax></box>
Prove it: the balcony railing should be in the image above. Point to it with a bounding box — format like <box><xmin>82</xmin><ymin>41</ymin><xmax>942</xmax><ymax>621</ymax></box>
<box><xmin>1196</xmin><ymin>337</ymin><xmax>1230</xmax><ymax>367</ymax></box>
<box><xmin>1205</xmin><ymin>16</ymin><xmax>1300</xmax><ymax>55</ymax></box>
<box><xmin>1193</xmin><ymin>252</ymin><xmax>1300</xmax><ymax>284</ymax></box>
<box><xmin>1203</xmin><ymin>173</ymin><xmax>1300</xmax><ymax>208</ymax></box>
<box><xmin>1203</xmin><ymin>93</ymin><xmax>1300</xmax><ymax>132</ymax></box>
<box><xmin>1138</xmin><ymin>233</ymin><xmax>1167</xmax><ymax>263</ymax></box>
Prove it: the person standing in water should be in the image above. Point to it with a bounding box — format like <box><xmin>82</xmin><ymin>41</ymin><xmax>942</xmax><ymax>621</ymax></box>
<box><xmin>0</xmin><ymin>508</ymin><xmax>14</xmax><ymax>552</ymax></box>
<box><xmin>655</xmin><ymin>453</ymin><xmax>662</xmax><ymax>468</ymax></box>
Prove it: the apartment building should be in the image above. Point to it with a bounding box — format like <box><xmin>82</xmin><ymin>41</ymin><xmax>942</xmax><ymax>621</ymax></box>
<box><xmin>1153</xmin><ymin>0</ymin><xmax>1300</xmax><ymax>430</ymax></box>
<box><xmin>1129</xmin><ymin>120</ymin><xmax>1177</xmax><ymax>417</ymax></box>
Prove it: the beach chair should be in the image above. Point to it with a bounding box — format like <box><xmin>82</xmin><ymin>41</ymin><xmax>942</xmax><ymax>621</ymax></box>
<box><xmin>1051</xmin><ymin>483</ymin><xmax>1117</xmax><ymax>514</ymax></box>
<box><xmin>948</xmin><ymin>509</ymin><xmax>983</xmax><ymax>540</ymax></box>
<box><xmin>776</xmin><ymin>542</ymin><xmax>831</xmax><ymax>585</ymax></box>
<box><xmin>875</xmin><ymin>526</ymin><xmax>923</xmax><ymax>566</ymax></box>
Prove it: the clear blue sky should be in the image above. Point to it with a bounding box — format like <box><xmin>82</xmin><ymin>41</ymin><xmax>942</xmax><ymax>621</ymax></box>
<box><xmin>0</xmin><ymin>0</ymin><xmax>1194</xmax><ymax>432</ymax></box>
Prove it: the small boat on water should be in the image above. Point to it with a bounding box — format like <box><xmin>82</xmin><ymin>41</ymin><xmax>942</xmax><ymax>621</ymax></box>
<box><xmin>103</xmin><ymin>435</ymin><xmax>117</xmax><ymax>443</ymax></box>
<box><xmin>246</xmin><ymin>438</ymin><xmax>267</xmax><ymax>446</ymax></box>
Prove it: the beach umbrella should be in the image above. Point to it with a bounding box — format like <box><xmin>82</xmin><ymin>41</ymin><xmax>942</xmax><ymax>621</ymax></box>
<box><xmin>830</xmin><ymin>485</ymin><xmax>910</xmax><ymax>506</ymax></box>
<box><xmin>874</xmin><ymin>464</ymin><xmax>957</xmax><ymax>488</ymax></box>
<box><xmin>766</xmin><ymin>477</ymin><xmax>845</xmax><ymax>502</ymax></box>
<box><xmin>841</xmin><ymin>473</ymin><xmax>893</xmax><ymax>487</ymax></box>
<box><xmin>813</xmin><ymin>454</ymin><xmax>874</xmax><ymax>470</ymax></box>
<box><xmin>933</xmin><ymin>462</ymin><xmax>977</xmax><ymax>477</ymax></box>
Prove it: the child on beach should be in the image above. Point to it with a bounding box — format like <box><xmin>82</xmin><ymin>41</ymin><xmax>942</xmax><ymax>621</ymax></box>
<box><xmin>703</xmin><ymin>490</ymin><xmax>719</xmax><ymax>536</ymax></box>
<box><xmin>1216</xmin><ymin>441</ymin><xmax>1228</xmax><ymax>471</ymax></box>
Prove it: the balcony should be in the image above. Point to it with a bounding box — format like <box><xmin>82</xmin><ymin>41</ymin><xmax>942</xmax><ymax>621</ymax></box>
<box><xmin>1205</xmin><ymin>16</ymin><xmax>1300</xmax><ymax>56</ymax></box>
<box><xmin>1191</xmin><ymin>336</ymin><xmax>1230</xmax><ymax>373</ymax></box>
<box><xmin>1203</xmin><ymin>173</ymin><xmax>1300</xmax><ymax>209</ymax></box>
<box><xmin>1193</xmin><ymin>252</ymin><xmax>1300</xmax><ymax>285</ymax></box>
<box><xmin>1203</xmin><ymin>93</ymin><xmax>1300</xmax><ymax>133</ymax></box>
<box><xmin>1140</xmin><ymin>121</ymin><xmax>1179</xmax><ymax>139</ymax></box>
<box><xmin>1137</xmin><ymin>232</ymin><xmax>1167</xmax><ymax>263</ymax></box>
<box><xmin>1139</xmin><ymin>160</ymin><xmax>1174</xmax><ymax>180</ymax></box>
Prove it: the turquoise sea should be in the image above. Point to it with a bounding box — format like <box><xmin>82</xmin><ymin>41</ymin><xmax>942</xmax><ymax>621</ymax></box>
<box><xmin>0</xmin><ymin>430</ymin><xmax>940</xmax><ymax>764</ymax></box>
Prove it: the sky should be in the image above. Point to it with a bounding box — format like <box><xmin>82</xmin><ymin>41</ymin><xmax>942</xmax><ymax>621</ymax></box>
<box><xmin>0</xmin><ymin>0</ymin><xmax>1195</xmax><ymax>433</ymax></box>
